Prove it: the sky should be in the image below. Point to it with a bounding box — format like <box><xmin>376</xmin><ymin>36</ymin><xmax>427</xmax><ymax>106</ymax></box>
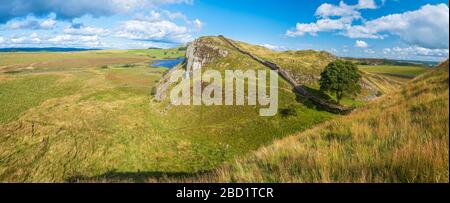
<box><xmin>0</xmin><ymin>0</ymin><xmax>448</xmax><ymax>61</ymax></box>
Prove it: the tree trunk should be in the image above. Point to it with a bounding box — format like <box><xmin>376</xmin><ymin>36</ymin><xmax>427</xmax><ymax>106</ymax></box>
<box><xmin>336</xmin><ymin>91</ymin><xmax>343</xmax><ymax>104</ymax></box>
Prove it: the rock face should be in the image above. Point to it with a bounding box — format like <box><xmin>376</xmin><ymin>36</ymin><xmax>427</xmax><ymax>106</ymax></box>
<box><xmin>185</xmin><ymin>38</ymin><xmax>228</xmax><ymax>77</ymax></box>
<box><xmin>153</xmin><ymin>37</ymin><xmax>229</xmax><ymax>102</ymax></box>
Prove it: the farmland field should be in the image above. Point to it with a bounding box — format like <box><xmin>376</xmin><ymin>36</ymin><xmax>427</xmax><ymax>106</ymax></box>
<box><xmin>359</xmin><ymin>65</ymin><xmax>429</xmax><ymax>82</ymax></box>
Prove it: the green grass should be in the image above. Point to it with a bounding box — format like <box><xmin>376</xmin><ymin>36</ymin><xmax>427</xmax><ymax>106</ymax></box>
<box><xmin>126</xmin><ymin>48</ymin><xmax>185</xmax><ymax>59</ymax></box>
<box><xmin>359</xmin><ymin>65</ymin><xmax>429</xmax><ymax>81</ymax></box>
<box><xmin>186</xmin><ymin>60</ymin><xmax>449</xmax><ymax>183</ymax></box>
<box><xmin>0</xmin><ymin>75</ymin><xmax>81</xmax><ymax>124</ymax></box>
<box><xmin>2</xmin><ymin>37</ymin><xmax>441</xmax><ymax>183</ymax></box>
<box><xmin>232</xmin><ymin>38</ymin><xmax>401</xmax><ymax>106</ymax></box>
<box><xmin>0</xmin><ymin>38</ymin><xmax>337</xmax><ymax>182</ymax></box>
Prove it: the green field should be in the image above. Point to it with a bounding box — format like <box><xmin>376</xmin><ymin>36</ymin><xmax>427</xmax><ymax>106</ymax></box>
<box><xmin>2</xmin><ymin>37</ymin><xmax>440</xmax><ymax>183</ymax></box>
<box><xmin>359</xmin><ymin>65</ymin><xmax>429</xmax><ymax>82</ymax></box>
<box><xmin>126</xmin><ymin>48</ymin><xmax>185</xmax><ymax>59</ymax></box>
<box><xmin>0</xmin><ymin>45</ymin><xmax>335</xmax><ymax>182</ymax></box>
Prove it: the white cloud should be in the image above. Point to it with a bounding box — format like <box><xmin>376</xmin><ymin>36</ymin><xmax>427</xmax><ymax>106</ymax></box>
<box><xmin>10</xmin><ymin>37</ymin><xmax>26</xmax><ymax>44</ymax></box>
<box><xmin>357</xmin><ymin>0</ymin><xmax>377</xmax><ymax>9</ymax></box>
<box><xmin>344</xmin><ymin>4</ymin><xmax>449</xmax><ymax>49</ymax></box>
<box><xmin>29</xmin><ymin>33</ymin><xmax>41</xmax><ymax>43</ymax></box>
<box><xmin>117</xmin><ymin>19</ymin><xmax>191</xmax><ymax>43</ymax></box>
<box><xmin>161</xmin><ymin>10</ymin><xmax>203</xmax><ymax>30</ymax></box>
<box><xmin>355</xmin><ymin>40</ymin><xmax>368</xmax><ymax>48</ymax></box>
<box><xmin>315</xmin><ymin>2</ymin><xmax>361</xmax><ymax>19</ymax></box>
<box><xmin>40</xmin><ymin>18</ymin><xmax>57</xmax><ymax>29</ymax></box>
<box><xmin>261</xmin><ymin>44</ymin><xmax>287</xmax><ymax>51</ymax></box>
<box><xmin>287</xmin><ymin>2</ymin><xmax>449</xmax><ymax>50</ymax></box>
<box><xmin>0</xmin><ymin>33</ymin><xmax>105</xmax><ymax>48</ymax></box>
<box><xmin>80</xmin><ymin>35</ymin><xmax>99</xmax><ymax>42</ymax></box>
<box><xmin>6</xmin><ymin>16</ymin><xmax>57</xmax><ymax>30</ymax></box>
<box><xmin>287</xmin><ymin>17</ymin><xmax>353</xmax><ymax>37</ymax></box>
<box><xmin>8</xmin><ymin>33</ymin><xmax>42</xmax><ymax>44</ymax></box>
<box><xmin>48</xmin><ymin>34</ymin><xmax>105</xmax><ymax>47</ymax></box>
<box><xmin>63</xmin><ymin>25</ymin><xmax>109</xmax><ymax>36</ymax></box>
<box><xmin>0</xmin><ymin>0</ymin><xmax>194</xmax><ymax>23</ymax></box>
<box><xmin>116</xmin><ymin>10</ymin><xmax>201</xmax><ymax>44</ymax></box>
<box><xmin>287</xmin><ymin>0</ymin><xmax>377</xmax><ymax>37</ymax></box>
<box><xmin>383</xmin><ymin>46</ymin><xmax>449</xmax><ymax>58</ymax></box>
<box><xmin>0</xmin><ymin>36</ymin><xmax>4</xmax><ymax>44</ymax></box>
<box><xmin>163</xmin><ymin>10</ymin><xmax>188</xmax><ymax>21</ymax></box>
<box><xmin>135</xmin><ymin>10</ymin><xmax>163</xmax><ymax>21</ymax></box>
<box><xmin>48</xmin><ymin>35</ymin><xmax>73</xmax><ymax>43</ymax></box>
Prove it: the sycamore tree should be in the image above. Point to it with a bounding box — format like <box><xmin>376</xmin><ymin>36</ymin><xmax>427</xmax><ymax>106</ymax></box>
<box><xmin>319</xmin><ymin>60</ymin><xmax>361</xmax><ymax>104</ymax></box>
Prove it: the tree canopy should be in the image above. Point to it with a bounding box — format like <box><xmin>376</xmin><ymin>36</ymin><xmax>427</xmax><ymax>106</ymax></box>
<box><xmin>320</xmin><ymin>60</ymin><xmax>361</xmax><ymax>104</ymax></box>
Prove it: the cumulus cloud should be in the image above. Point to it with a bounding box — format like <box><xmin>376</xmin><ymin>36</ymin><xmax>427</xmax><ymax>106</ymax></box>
<box><xmin>63</xmin><ymin>23</ymin><xmax>109</xmax><ymax>36</ymax></box>
<box><xmin>357</xmin><ymin>0</ymin><xmax>377</xmax><ymax>9</ymax></box>
<box><xmin>9</xmin><ymin>33</ymin><xmax>42</xmax><ymax>44</ymax></box>
<box><xmin>0</xmin><ymin>0</ymin><xmax>194</xmax><ymax>23</ymax></box>
<box><xmin>287</xmin><ymin>2</ymin><xmax>449</xmax><ymax>50</ymax></box>
<box><xmin>161</xmin><ymin>10</ymin><xmax>203</xmax><ymax>30</ymax></box>
<box><xmin>287</xmin><ymin>0</ymin><xmax>376</xmax><ymax>37</ymax></box>
<box><xmin>1</xmin><ymin>33</ymin><xmax>106</xmax><ymax>48</ymax></box>
<box><xmin>344</xmin><ymin>4</ymin><xmax>449</xmax><ymax>49</ymax></box>
<box><xmin>261</xmin><ymin>44</ymin><xmax>287</xmax><ymax>51</ymax></box>
<box><xmin>116</xmin><ymin>10</ymin><xmax>201</xmax><ymax>44</ymax></box>
<box><xmin>5</xmin><ymin>16</ymin><xmax>56</xmax><ymax>30</ymax></box>
<box><xmin>47</xmin><ymin>34</ymin><xmax>104</xmax><ymax>47</ymax></box>
<box><xmin>0</xmin><ymin>36</ymin><xmax>4</xmax><ymax>44</ymax></box>
<box><xmin>287</xmin><ymin>17</ymin><xmax>353</xmax><ymax>37</ymax></box>
<box><xmin>355</xmin><ymin>40</ymin><xmax>368</xmax><ymax>48</ymax></box>
<box><xmin>383</xmin><ymin>46</ymin><xmax>449</xmax><ymax>58</ymax></box>
<box><xmin>315</xmin><ymin>1</ymin><xmax>362</xmax><ymax>19</ymax></box>
<box><xmin>163</xmin><ymin>10</ymin><xmax>188</xmax><ymax>21</ymax></box>
<box><xmin>116</xmin><ymin>19</ymin><xmax>191</xmax><ymax>43</ymax></box>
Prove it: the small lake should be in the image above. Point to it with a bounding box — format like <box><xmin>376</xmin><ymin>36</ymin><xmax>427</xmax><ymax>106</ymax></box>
<box><xmin>150</xmin><ymin>57</ymin><xmax>185</xmax><ymax>68</ymax></box>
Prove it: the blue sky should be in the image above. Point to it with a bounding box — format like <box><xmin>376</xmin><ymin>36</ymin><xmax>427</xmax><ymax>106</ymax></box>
<box><xmin>0</xmin><ymin>0</ymin><xmax>448</xmax><ymax>61</ymax></box>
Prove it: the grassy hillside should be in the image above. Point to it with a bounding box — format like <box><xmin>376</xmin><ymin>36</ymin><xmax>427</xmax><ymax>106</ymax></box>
<box><xmin>232</xmin><ymin>39</ymin><xmax>401</xmax><ymax>105</ymax></box>
<box><xmin>2</xmin><ymin>36</ymin><xmax>442</xmax><ymax>183</ymax></box>
<box><xmin>235</xmin><ymin>41</ymin><xmax>336</xmax><ymax>87</ymax></box>
<box><xmin>0</xmin><ymin>37</ymin><xmax>336</xmax><ymax>182</ymax></box>
<box><xmin>199</xmin><ymin>60</ymin><xmax>448</xmax><ymax>183</ymax></box>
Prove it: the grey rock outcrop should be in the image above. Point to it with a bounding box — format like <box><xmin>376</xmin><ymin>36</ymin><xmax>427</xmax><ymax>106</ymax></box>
<box><xmin>185</xmin><ymin>38</ymin><xmax>228</xmax><ymax>77</ymax></box>
<box><xmin>153</xmin><ymin>37</ymin><xmax>229</xmax><ymax>102</ymax></box>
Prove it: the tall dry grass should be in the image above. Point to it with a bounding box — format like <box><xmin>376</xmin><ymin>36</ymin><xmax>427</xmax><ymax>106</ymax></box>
<box><xmin>199</xmin><ymin>60</ymin><xmax>449</xmax><ymax>183</ymax></box>
<box><xmin>78</xmin><ymin>60</ymin><xmax>448</xmax><ymax>183</ymax></box>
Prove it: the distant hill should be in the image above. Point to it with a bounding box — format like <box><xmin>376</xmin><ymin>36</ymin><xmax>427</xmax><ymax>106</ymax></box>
<box><xmin>343</xmin><ymin>57</ymin><xmax>439</xmax><ymax>67</ymax></box>
<box><xmin>0</xmin><ymin>47</ymin><xmax>100</xmax><ymax>52</ymax></box>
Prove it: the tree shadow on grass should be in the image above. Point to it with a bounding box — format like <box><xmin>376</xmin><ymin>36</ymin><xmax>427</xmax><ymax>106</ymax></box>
<box><xmin>293</xmin><ymin>85</ymin><xmax>335</xmax><ymax>108</ymax></box>
<box><xmin>292</xmin><ymin>85</ymin><xmax>354</xmax><ymax>115</ymax></box>
<box><xmin>66</xmin><ymin>170</ymin><xmax>213</xmax><ymax>183</ymax></box>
